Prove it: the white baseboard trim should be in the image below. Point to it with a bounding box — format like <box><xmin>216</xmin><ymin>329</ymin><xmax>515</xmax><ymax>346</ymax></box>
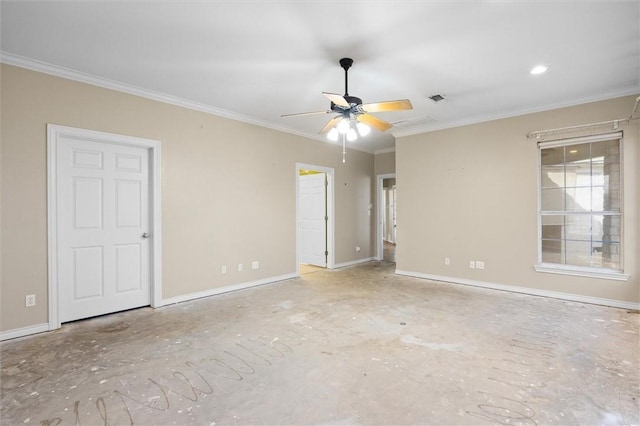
<box><xmin>395</xmin><ymin>270</ymin><xmax>640</xmax><ymax>311</ymax></box>
<box><xmin>1</xmin><ymin>274</ymin><xmax>299</xmax><ymax>341</ymax></box>
<box><xmin>333</xmin><ymin>257</ymin><xmax>376</xmax><ymax>269</ymax></box>
<box><xmin>159</xmin><ymin>273</ymin><xmax>298</xmax><ymax>307</ymax></box>
<box><xmin>0</xmin><ymin>323</ymin><xmax>49</xmax><ymax>342</ymax></box>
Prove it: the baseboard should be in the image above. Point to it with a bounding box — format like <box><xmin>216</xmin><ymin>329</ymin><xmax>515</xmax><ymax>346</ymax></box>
<box><xmin>395</xmin><ymin>270</ymin><xmax>640</xmax><ymax>311</ymax></box>
<box><xmin>7</xmin><ymin>269</ymin><xmax>633</xmax><ymax>341</ymax></box>
<box><xmin>0</xmin><ymin>323</ymin><xmax>49</xmax><ymax>342</ymax></box>
<box><xmin>160</xmin><ymin>272</ymin><xmax>298</xmax><ymax>306</ymax></box>
<box><xmin>333</xmin><ymin>257</ymin><xmax>376</xmax><ymax>269</ymax></box>
<box><xmin>1</xmin><ymin>274</ymin><xmax>299</xmax><ymax>341</ymax></box>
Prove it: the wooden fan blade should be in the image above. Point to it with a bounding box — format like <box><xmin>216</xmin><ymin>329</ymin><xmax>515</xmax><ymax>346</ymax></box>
<box><xmin>362</xmin><ymin>99</ymin><xmax>413</xmax><ymax>113</ymax></box>
<box><xmin>320</xmin><ymin>116</ymin><xmax>343</xmax><ymax>134</ymax></box>
<box><xmin>281</xmin><ymin>110</ymin><xmax>331</xmax><ymax>118</ymax></box>
<box><xmin>357</xmin><ymin>113</ymin><xmax>393</xmax><ymax>132</ymax></box>
<box><xmin>323</xmin><ymin>92</ymin><xmax>350</xmax><ymax>108</ymax></box>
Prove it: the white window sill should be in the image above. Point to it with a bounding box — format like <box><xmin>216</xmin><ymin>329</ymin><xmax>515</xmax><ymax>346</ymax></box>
<box><xmin>534</xmin><ymin>263</ymin><xmax>630</xmax><ymax>281</ymax></box>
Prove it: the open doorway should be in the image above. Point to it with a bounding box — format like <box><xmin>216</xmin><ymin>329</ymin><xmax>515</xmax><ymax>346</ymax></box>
<box><xmin>296</xmin><ymin>163</ymin><xmax>334</xmax><ymax>275</ymax></box>
<box><xmin>377</xmin><ymin>173</ymin><xmax>396</xmax><ymax>263</ymax></box>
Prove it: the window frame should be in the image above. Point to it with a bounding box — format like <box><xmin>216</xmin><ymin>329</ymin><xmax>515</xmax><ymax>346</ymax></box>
<box><xmin>534</xmin><ymin>131</ymin><xmax>630</xmax><ymax>281</ymax></box>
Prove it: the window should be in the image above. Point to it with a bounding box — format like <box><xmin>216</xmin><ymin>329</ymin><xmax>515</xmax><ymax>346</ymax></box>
<box><xmin>536</xmin><ymin>132</ymin><xmax>628</xmax><ymax>280</ymax></box>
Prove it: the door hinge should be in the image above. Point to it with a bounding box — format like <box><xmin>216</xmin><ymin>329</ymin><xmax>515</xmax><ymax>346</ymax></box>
<box><xmin>325</xmin><ymin>251</ymin><xmax>329</xmax><ymax>256</ymax></box>
<box><xmin>325</xmin><ymin>216</ymin><xmax>328</xmax><ymax>221</ymax></box>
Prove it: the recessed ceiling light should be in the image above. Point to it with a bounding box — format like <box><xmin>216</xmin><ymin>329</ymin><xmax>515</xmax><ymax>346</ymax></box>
<box><xmin>530</xmin><ymin>65</ymin><xmax>549</xmax><ymax>75</ymax></box>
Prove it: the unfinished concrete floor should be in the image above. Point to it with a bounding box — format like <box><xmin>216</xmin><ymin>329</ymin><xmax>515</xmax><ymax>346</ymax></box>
<box><xmin>2</xmin><ymin>261</ymin><xmax>639</xmax><ymax>425</ymax></box>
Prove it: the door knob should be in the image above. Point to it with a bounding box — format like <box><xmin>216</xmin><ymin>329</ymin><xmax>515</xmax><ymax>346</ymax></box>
<box><xmin>142</xmin><ymin>232</ymin><xmax>150</xmax><ymax>239</ymax></box>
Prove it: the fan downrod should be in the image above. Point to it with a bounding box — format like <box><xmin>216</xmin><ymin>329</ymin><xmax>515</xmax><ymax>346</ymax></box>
<box><xmin>340</xmin><ymin>57</ymin><xmax>354</xmax><ymax>97</ymax></box>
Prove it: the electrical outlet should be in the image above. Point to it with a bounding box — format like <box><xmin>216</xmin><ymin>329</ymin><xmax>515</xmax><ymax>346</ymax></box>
<box><xmin>221</xmin><ymin>265</ymin><xmax>227</xmax><ymax>274</ymax></box>
<box><xmin>238</xmin><ymin>263</ymin><xmax>243</xmax><ymax>272</ymax></box>
<box><xmin>252</xmin><ymin>261</ymin><xmax>259</xmax><ymax>270</ymax></box>
<box><xmin>26</xmin><ymin>294</ymin><xmax>36</xmax><ymax>307</ymax></box>
<box><xmin>469</xmin><ymin>261</ymin><xmax>475</xmax><ymax>269</ymax></box>
<box><xmin>444</xmin><ymin>257</ymin><xmax>450</xmax><ymax>265</ymax></box>
<box><xmin>476</xmin><ymin>261</ymin><xmax>485</xmax><ymax>270</ymax></box>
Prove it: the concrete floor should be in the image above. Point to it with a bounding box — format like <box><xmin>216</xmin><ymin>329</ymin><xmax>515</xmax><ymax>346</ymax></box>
<box><xmin>1</xmin><ymin>261</ymin><xmax>639</xmax><ymax>425</ymax></box>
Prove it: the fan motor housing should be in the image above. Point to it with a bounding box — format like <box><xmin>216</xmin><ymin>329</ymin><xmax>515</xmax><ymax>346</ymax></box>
<box><xmin>344</xmin><ymin>95</ymin><xmax>362</xmax><ymax>105</ymax></box>
<box><xmin>330</xmin><ymin>95</ymin><xmax>363</xmax><ymax>112</ymax></box>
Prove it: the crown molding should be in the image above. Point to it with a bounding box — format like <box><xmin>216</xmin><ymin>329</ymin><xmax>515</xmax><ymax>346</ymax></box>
<box><xmin>392</xmin><ymin>87</ymin><xmax>640</xmax><ymax>138</ymax></box>
<box><xmin>14</xmin><ymin>52</ymin><xmax>631</xmax><ymax>153</ymax></box>
<box><xmin>0</xmin><ymin>52</ymin><xmax>386</xmax><ymax>154</ymax></box>
<box><xmin>1</xmin><ymin>52</ymin><xmax>333</xmax><ymax>141</ymax></box>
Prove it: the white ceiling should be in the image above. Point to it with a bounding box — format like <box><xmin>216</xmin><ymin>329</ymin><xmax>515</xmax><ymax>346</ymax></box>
<box><xmin>2</xmin><ymin>1</ymin><xmax>639</xmax><ymax>153</ymax></box>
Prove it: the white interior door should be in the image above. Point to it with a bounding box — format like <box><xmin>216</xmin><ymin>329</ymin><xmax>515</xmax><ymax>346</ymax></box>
<box><xmin>57</xmin><ymin>137</ymin><xmax>151</xmax><ymax>322</ymax></box>
<box><xmin>299</xmin><ymin>172</ymin><xmax>327</xmax><ymax>267</ymax></box>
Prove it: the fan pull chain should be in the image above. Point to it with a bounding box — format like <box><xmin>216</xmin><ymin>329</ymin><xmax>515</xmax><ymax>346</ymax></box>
<box><xmin>342</xmin><ymin>134</ymin><xmax>346</xmax><ymax>163</ymax></box>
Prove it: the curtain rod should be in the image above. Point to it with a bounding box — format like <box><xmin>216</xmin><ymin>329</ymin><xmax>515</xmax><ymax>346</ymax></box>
<box><xmin>527</xmin><ymin>95</ymin><xmax>640</xmax><ymax>140</ymax></box>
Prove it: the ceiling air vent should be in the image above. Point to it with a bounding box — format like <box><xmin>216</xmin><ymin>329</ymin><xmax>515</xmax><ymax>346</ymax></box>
<box><xmin>428</xmin><ymin>94</ymin><xmax>446</xmax><ymax>102</ymax></box>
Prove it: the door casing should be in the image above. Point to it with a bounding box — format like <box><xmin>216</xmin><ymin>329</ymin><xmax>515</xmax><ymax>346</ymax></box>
<box><xmin>47</xmin><ymin>124</ymin><xmax>162</xmax><ymax>330</ymax></box>
<box><xmin>376</xmin><ymin>173</ymin><xmax>396</xmax><ymax>260</ymax></box>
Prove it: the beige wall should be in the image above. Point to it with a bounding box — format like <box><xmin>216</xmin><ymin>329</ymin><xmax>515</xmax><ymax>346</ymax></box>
<box><xmin>374</xmin><ymin>151</ymin><xmax>395</xmax><ymax>176</ymax></box>
<box><xmin>0</xmin><ymin>64</ymin><xmax>375</xmax><ymax>332</ymax></box>
<box><xmin>2</xmin><ymin>63</ymin><xmax>636</xmax><ymax>336</ymax></box>
<box><xmin>397</xmin><ymin>95</ymin><xmax>639</xmax><ymax>304</ymax></box>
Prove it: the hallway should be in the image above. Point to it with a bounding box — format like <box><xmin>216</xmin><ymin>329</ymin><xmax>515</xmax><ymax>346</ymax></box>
<box><xmin>383</xmin><ymin>241</ymin><xmax>396</xmax><ymax>263</ymax></box>
<box><xmin>1</xmin><ymin>262</ymin><xmax>638</xmax><ymax>425</ymax></box>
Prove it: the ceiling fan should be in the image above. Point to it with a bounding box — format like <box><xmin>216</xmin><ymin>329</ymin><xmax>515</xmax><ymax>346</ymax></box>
<box><xmin>282</xmin><ymin>58</ymin><xmax>413</xmax><ymax>140</ymax></box>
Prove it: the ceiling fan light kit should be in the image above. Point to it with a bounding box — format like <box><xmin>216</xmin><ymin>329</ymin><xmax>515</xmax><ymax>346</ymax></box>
<box><xmin>282</xmin><ymin>57</ymin><xmax>413</xmax><ymax>162</ymax></box>
<box><xmin>356</xmin><ymin>122</ymin><xmax>371</xmax><ymax>137</ymax></box>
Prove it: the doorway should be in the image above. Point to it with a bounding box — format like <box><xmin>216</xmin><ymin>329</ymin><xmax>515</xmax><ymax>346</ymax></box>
<box><xmin>377</xmin><ymin>173</ymin><xmax>397</xmax><ymax>262</ymax></box>
<box><xmin>47</xmin><ymin>125</ymin><xmax>162</xmax><ymax>330</ymax></box>
<box><xmin>296</xmin><ymin>163</ymin><xmax>334</xmax><ymax>274</ymax></box>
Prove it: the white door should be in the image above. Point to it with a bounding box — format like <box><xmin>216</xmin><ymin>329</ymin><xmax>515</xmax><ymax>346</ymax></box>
<box><xmin>299</xmin><ymin>172</ymin><xmax>327</xmax><ymax>266</ymax></box>
<box><xmin>57</xmin><ymin>137</ymin><xmax>151</xmax><ymax>322</ymax></box>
